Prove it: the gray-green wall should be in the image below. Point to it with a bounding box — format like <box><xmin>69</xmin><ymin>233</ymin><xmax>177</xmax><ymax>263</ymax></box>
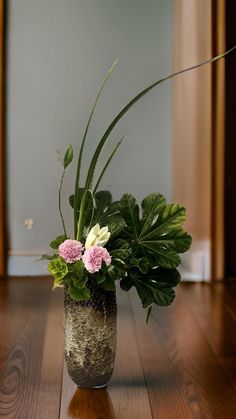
<box><xmin>7</xmin><ymin>0</ymin><xmax>173</xmax><ymax>272</ymax></box>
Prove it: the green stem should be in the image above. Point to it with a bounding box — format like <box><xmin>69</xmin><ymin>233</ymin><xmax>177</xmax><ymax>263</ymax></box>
<box><xmin>59</xmin><ymin>168</ymin><xmax>67</xmax><ymax>236</ymax></box>
<box><xmin>73</xmin><ymin>59</ymin><xmax>118</xmax><ymax>238</ymax></box>
<box><xmin>93</xmin><ymin>133</ymin><xmax>128</xmax><ymax>193</ymax></box>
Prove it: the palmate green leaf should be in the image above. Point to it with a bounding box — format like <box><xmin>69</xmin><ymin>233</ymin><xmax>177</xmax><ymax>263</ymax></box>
<box><xmin>100</xmin><ymin>277</ymin><xmax>116</xmax><ymax>291</ymax></box>
<box><xmin>83</xmin><ymin>46</ymin><xmax>236</xmax><ymax>195</ymax></box>
<box><xmin>110</xmin><ymin>248</ymin><xmax>132</xmax><ymax>259</ymax></box>
<box><xmin>94</xmin><ymin>191</ymin><xmax>112</xmax><ymax>218</ymax></box>
<box><xmin>141</xmin><ymin>229</ymin><xmax>192</xmax><ymax>254</ymax></box>
<box><xmin>141</xmin><ymin>193</ymin><xmax>166</xmax><ymax>235</ymax></box>
<box><xmin>119</xmin><ymin>193</ymin><xmax>192</xmax><ymax>269</ymax></box>
<box><xmin>141</xmin><ymin>246</ymin><xmax>181</xmax><ymax>269</ymax></box>
<box><xmin>103</xmin><ymin>213</ymin><xmax>126</xmax><ymax>239</ymax></box>
<box><xmin>120</xmin><ymin>275</ymin><xmax>133</xmax><ymax>292</ymax></box>
<box><xmin>92</xmin><ymin>191</ymin><xmax>126</xmax><ymax>239</ymax></box>
<box><xmin>69</xmin><ymin>188</ymin><xmax>84</xmax><ymax>209</ymax></box>
<box><xmin>110</xmin><ymin>239</ymin><xmax>130</xmax><ymax>249</ymax></box>
<box><xmin>140</xmin><ymin>203</ymin><xmax>187</xmax><ymax>240</ymax></box>
<box><xmin>119</xmin><ymin>194</ymin><xmax>140</xmax><ymax>239</ymax></box>
<box><xmin>129</xmin><ymin>257</ymin><xmax>149</xmax><ymax>274</ymax></box>
<box><xmin>131</xmin><ymin>267</ymin><xmax>181</xmax><ymax>308</ymax></box>
<box><xmin>71</xmin><ymin>189</ymin><xmax>126</xmax><ymax>240</ymax></box>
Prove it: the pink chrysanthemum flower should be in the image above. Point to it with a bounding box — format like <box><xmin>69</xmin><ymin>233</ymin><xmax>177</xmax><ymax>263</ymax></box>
<box><xmin>82</xmin><ymin>246</ymin><xmax>112</xmax><ymax>274</ymax></box>
<box><xmin>59</xmin><ymin>239</ymin><xmax>83</xmax><ymax>264</ymax></box>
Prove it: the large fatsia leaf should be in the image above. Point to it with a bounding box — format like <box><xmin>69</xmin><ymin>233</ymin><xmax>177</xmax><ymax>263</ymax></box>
<box><xmin>122</xmin><ymin>267</ymin><xmax>180</xmax><ymax>307</ymax></box>
<box><xmin>94</xmin><ymin>191</ymin><xmax>112</xmax><ymax>217</ymax></box>
<box><xmin>69</xmin><ymin>188</ymin><xmax>84</xmax><ymax>210</ymax></box>
<box><xmin>140</xmin><ymin>203</ymin><xmax>187</xmax><ymax>239</ymax></box>
<box><xmin>141</xmin><ymin>229</ymin><xmax>192</xmax><ymax>254</ymax></box>
<box><xmin>119</xmin><ymin>193</ymin><xmax>192</xmax><ymax>269</ymax></box>
<box><xmin>141</xmin><ymin>193</ymin><xmax>166</xmax><ymax>235</ymax></box>
<box><xmin>70</xmin><ymin>189</ymin><xmax>126</xmax><ymax>239</ymax></box>
<box><xmin>93</xmin><ymin>191</ymin><xmax>126</xmax><ymax>239</ymax></box>
<box><xmin>119</xmin><ymin>194</ymin><xmax>140</xmax><ymax>239</ymax></box>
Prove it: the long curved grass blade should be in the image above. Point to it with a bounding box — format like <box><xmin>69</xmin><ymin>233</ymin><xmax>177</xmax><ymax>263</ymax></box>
<box><xmin>74</xmin><ymin>58</ymin><xmax>118</xmax><ymax>238</ymax></box>
<box><xmin>84</xmin><ymin>45</ymin><xmax>236</xmax><ymax>193</ymax></box>
<box><xmin>76</xmin><ymin>189</ymin><xmax>94</xmax><ymax>240</ymax></box>
<box><xmin>93</xmin><ymin>133</ymin><xmax>128</xmax><ymax>193</ymax></box>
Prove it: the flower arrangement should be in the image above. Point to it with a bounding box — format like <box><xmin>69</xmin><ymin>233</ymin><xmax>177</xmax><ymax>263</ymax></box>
<box><xmin>44</xmin><ymin>46</ymin><xmax>235</xmax><ymax>320</ymax></box>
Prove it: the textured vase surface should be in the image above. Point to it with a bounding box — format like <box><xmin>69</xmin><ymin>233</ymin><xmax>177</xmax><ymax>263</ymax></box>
<box><xmin>64</xmin><ymin>283</ymin><xmax>117</xmax><ymax>388</ymax></box>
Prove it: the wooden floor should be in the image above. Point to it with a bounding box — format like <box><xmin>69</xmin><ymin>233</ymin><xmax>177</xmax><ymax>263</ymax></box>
<box><xmin>0</xmin><ymin>278</ymin><xmax>236</xmax><ymax>418</ymax></box>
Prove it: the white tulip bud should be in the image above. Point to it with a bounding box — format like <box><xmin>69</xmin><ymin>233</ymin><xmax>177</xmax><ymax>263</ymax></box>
<box><xmin>85</xmin><ymin>223</ymin><xmax>111</xmax><ymax>249</ymax></box>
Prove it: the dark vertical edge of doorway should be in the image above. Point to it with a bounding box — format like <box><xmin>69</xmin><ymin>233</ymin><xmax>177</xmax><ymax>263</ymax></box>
<box><xmin>0</xmin><ymin>0</ymin><xmax>6</xmax><ymax>278</ymax></box>
<box><xmin>224</xmin><ymin>1</ymin><xmax>236</xmax><ymax>277</ymax></box>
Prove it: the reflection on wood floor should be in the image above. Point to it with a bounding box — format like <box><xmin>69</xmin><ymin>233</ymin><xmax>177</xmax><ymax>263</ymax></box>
<box><xmin>0</xmin><ymin>277</ymin><xmax>236</xmax><ymax>418</ymax></box>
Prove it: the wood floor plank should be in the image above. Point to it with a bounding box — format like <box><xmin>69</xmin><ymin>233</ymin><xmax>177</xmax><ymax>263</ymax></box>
<box><xmin>130</xmin><ymin>286</ymin><xmax>236</xmax><ymax>419</ymax></box>
<box><xmin>1</xmin><ymin>278</ymin><xmax>236</xmax><ymax>418</ymax></box>
<box><xmin>182</xmin><ymin>283</ymin><xmax>236</xmax><ymax>357</ymax></box>
<box><xmin>0</xmin><ymin>278</ymin><xmax>52</xmax><ymax>418</ymax></box>
<box><xmin>35</xmin><ymin>288</ymin><xmax>64</xmax><ymax>419</ymax></box>
<box><xmin>224</xmin><ymin>282</ymin><xmax>236</xmax><ymax>321</ymax></box>
<box><xmin>60</xmin><ymin>289</ymin><xmax>152</xmax><ymax>419</ymax></box>
<box><xmin>219</xmin><ymin>358</ymin><xmax>236</xmax><ymax>392</ymax></box>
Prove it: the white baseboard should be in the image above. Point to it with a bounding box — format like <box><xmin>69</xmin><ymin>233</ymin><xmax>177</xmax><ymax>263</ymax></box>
<box><xmin>8</xmin><ymin>255</ymin><xmax>48</xmax><ymax>276</ymax></box>
<box><xmin>7</xmin><ymin>240</ymin><xmax>211</xmax><ymax>280</ymax></box>
<box><xmin>179</xmin><ymin>240</ymin><xmax>211</xmax><ymax>282</ymax></box>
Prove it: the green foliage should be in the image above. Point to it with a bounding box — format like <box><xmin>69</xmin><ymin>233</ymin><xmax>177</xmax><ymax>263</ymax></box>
<box><xmin>40</xmin><ymin>253</ymin><xmax>58</xmax><ymax>260</ymax></box>
<box><xmin>49</xmin><ymin>235</ymin><xmax>67</xmax><ymax>249</ymax></box>
<box><xmin>70</xmin><ymin>190</ymin><xmax>126</xmax><ymax>240</ymax></box>
<box><xmin>48</xmin><ymin>257</ymin><xmax>68</xmax><ymax>280</ymax></box>
<box><xmin>53</xmin><ymin>277</ymin><xmax>65</xmax><ymax>289</ymax></box>
<box><xmin>64</xmin><ymin>144</ymin><xmax>73</xmax><ymax>169</ymax></box>
<box><xmin>121</xmin><ymin>267</ymin><xmax>180</xmax><ymax>308</ymax></box>
<box><xmin>93</xmin><ymin>191</ymin><xmax>126</xmax><ymax>239</ymax></box>
<box><xmin>49</xmin><ymin>47</ymin><xmax>236</xmax><ymax>311</ymax></box>
<box><xmin>76</xmin><ymin>189</ymin><xmax>95</xmax><ymax>240</ymax></box>
<box><xmin>119</xmin><ymin>193</ymin><xmax>192</xmax><ymax>269</ymax></box>
<box><xmin>72</xmin><ymin>260</ymin><xmax>85</xmax><ymax>278</ymax></box>
<box><xmin>66</xmin><ymin>264</ymin><xmax>90</xmax><ymax>301</ymax></box>
<box><xmin>68</xmin><ymin>284</ymin><xmax>91</xmax><ymax>301</ymax></box>
<box><xmin>129</xmin><ymin>257</ymin><xmax>149</xmax><ymax>274</ymax></box>
<box><xmin>110</xmin><ymin>248</ymin><xmax>132</xmax><ymax>259</ymax></box>
<box><xmin>47</xmin><ymin>191</ymin><xmax>192</xmax><ymax>317</ymax></box>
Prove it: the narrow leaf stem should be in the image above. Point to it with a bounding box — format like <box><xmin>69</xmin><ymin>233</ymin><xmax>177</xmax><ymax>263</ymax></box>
<box><xmin>59</xmin><ymin>168</ymin><xmax>67</xmax><ymax>236</ymax></box>
<box><xmin>93</xmin><ymin>133</ymin><xmax>128</xmax><ymax>193</ymax></box>
<box><xmin>74</xmin><ymin>58</ymin><xmax>118</xmax><ymax>238</ymax></box>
